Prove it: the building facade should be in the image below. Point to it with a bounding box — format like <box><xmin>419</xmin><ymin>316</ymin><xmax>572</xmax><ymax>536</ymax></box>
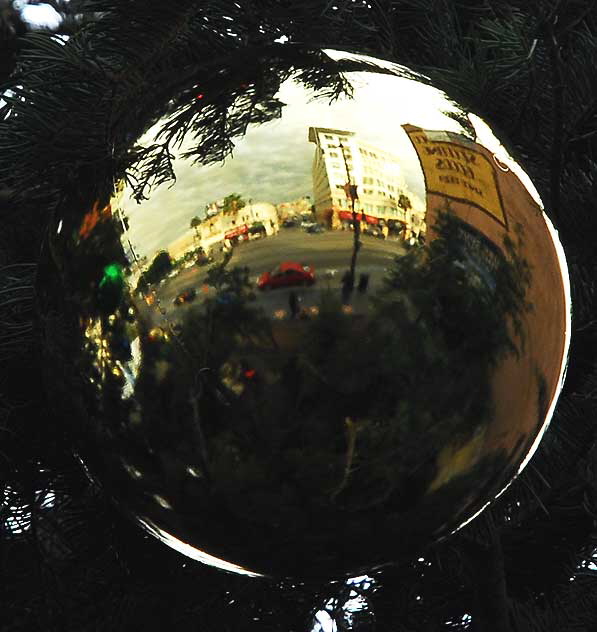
<box><xmin>308</xmin><ymin>126</ymin><xmax>425</xmax><ymax>238</ymax></box>
<box><xmin>180</xmin><ymin>201</ymin><xmax>280</xmax><ymax>255</ymax></box>
<box><xmin>403</xmin><ymin>123</ymin><xmax>568</xmax><ymax>476</ymax></box>
<box><xmin>276</xmin><ymin>196</ymin><xmax>313</xmax><ymax>221</ymax></box>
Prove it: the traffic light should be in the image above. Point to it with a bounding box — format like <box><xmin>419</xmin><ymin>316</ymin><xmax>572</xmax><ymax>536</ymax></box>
<box><xmin>99</xmin><ymin>263</ymin><xmax>124</xmax><ymax>289</ymax></box>
<box><xmin>98</xmin><ymin>263</ymin><xmax>125</xmax><ymax>314</ymax></box>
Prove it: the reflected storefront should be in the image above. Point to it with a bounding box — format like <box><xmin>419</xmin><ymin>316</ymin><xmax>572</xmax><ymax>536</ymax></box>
<box><xmin>224</xmin><ymin>223</ymin><xmax>249</xmax><ymax>245</ymax></box>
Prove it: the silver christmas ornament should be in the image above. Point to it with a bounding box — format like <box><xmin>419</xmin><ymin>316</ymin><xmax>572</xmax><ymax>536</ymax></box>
<box><xmin>40</xmin><ymin>51</ymin><xmax>570</xmax><ymax>579</ymax></box>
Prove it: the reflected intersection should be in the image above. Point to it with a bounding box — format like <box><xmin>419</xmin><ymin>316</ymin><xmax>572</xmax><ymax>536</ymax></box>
<box><xmin>149</xmin><ymin>227</ymin><xmax>405</xmax><ymax>328</ymax></box>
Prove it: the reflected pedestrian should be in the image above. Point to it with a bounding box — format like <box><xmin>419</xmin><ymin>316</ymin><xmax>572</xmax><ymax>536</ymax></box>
<box><xmin>289</xmin><ymin>290</ymin><xmax>299</xmax><ymax>319</ymax></box>
<box><xmin>357</xmin><ymin>272</ymin><xmax>369</xmax><ymax>293</ymax></box>
<box><xmin>341</xmin><ymin>270</ymin><xmax>353</xmax><ymax>305</ymax></box>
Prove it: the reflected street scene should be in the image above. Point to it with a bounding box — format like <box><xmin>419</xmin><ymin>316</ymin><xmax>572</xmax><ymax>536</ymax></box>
<box><xmin>43</xmin><ymin>51</ymin><xmax>570</xmax><ymax>579</ymax></box>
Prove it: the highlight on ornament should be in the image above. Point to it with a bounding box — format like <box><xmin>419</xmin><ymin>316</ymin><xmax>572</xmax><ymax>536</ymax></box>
<box><xmin>44</xmin><ymin>50</ymin><xmax>570</xmax><ymax>579</ymax></box>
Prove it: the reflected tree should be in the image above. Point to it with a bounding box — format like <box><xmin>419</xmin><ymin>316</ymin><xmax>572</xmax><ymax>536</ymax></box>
<box><xmin>222</xmin><ymin>193</ymin><xmax>246</xmax><ymax>213</ymax></box>
<box><xmin>126</xmin><ymin>205</ymin><xmax>532</xmax><ymax>542</ymax></box>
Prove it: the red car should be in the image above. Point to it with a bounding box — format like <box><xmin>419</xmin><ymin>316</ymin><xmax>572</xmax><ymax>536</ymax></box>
<box><xmin>257</xmin><ymin>262</ymin><xmax>315</xmax><ymax>290</ymax></box>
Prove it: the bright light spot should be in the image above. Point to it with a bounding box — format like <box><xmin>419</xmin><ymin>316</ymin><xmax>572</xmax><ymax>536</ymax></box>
<box><xmin>347</xmin><ymin>574</ymin><xmax>374</xmax><ymax>589</ymax></box>
<box><xmin>275</xmin><ymin>34</ymin><xmax>289</xmax><ymax>43</ymax></box>
<box><xmin>445</xmin><ymin>613</ymin><xmax>472</xmax><ymax>627</ymax></box>
<box><xmin>3</xmin><ymin>487</ymin><xmax>56</xmax><ymax>535</ymax></box>
<box><xmin>21</xmin><ymin>3</ymin><xmax>62</xmax><ymax>29</ymax></box>
<box><xmin>123</xmin><ymin>463</ymin><xmax>143</xmax><ymax>479</ymax></box>
<box><xmin>312</xmin><ymin>609</ymin><xmax>336</xmax><ymax>632</ymax></box>
<box><xmin>153</xmin><ymin>494</ymin><xmax>173</xmax><ymax>509</ymax></box>
<box><xmin>40</xmin><ymin>491</ymin><xmax>56</xmax><ymax>508</ymax></box>
<box><xmin>136</xmin><ymin>516</ymin><xmax>264</xmax><ymax>577</ymax></box>
<box><xmin>418</xmin><ymin>557</ymin><xmax>425</xmax><ymax>562</ymax></box>
<box><xmin>311</xmin><ymin>576</ymin><xmax>374</xmax><ymax>631</ymax></box>
<box><xmin>56</xmin><ymin>219</ymin><xmax>63</xmax><ymax>234</ymax></box>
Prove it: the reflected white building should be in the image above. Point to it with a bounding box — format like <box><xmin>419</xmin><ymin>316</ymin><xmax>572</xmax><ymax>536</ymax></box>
<box><xmin>172</xmin><ymin>202</ymin><xmax>280</xmax><ymax>256</ymax></box>
<box><xmin>308</xmin><ymin>126</ymin><xmax>425</xmax><ymax>238</ymax></box>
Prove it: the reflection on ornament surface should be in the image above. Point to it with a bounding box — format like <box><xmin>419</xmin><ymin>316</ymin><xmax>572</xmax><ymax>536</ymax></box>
<box><xmin>40</xmin><ymin>51</ymin><xmax>570</xmax><ymax>579</ymax></box>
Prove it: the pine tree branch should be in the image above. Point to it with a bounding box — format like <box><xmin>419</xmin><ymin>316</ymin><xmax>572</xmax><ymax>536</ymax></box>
<box><xmin>547</xmin><ymin>17</ymin><xmax>565</xmax><ymax>227</ymax></box>
<box><xmin>460</xmin><ymin>531</ymin><xmax>512</xmax><ymax>632</ymax></box>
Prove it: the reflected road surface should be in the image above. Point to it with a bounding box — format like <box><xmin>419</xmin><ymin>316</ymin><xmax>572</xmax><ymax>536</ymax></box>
<box><xmin>146</xmin><ymin>227</ymin><xmax>406</xmax><ymax>323</ymax></box>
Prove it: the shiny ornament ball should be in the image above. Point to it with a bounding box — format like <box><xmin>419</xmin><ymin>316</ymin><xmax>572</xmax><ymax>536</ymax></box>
<box><xmin>39</xmin><ymin>51</ymin><xmax>570</xmax><ymax>579</ymax></box>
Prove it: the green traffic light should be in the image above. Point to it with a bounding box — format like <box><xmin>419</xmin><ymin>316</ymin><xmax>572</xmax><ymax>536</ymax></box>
<box><xmin>99</xmin><ymin>263</ymin><xmax>123</xmax><ymax>288</ymax></box>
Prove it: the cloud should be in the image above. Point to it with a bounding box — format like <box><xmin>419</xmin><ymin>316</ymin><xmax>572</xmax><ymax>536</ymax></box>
<box><xmin>122</xmin><ymin>66</ymin><xmax>464</xmax><ymax>258</ymax></box>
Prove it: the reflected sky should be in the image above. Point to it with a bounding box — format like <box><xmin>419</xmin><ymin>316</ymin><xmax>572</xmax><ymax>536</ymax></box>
<box><xmin>122</xmin><ymin>62</ymin><xmax>465</xmax><ymax>259</ymax></box>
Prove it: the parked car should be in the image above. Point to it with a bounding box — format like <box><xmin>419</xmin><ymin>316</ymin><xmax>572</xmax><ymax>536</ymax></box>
<box><xmin>306</xmin><ymin>223</ymin><xmax>324</xmax><ymax>234</ymax></box>
<box><xmin>363</xmin><ymin>226</ymin><xmax>383</xmax><ymax>238</ymax></box>
<box><xmin>301</xmin><ymin>220</ymin><xmax>317</xmax><ymax>230</ymax></box>
<box><xmin>282</xmin><ymin>218</ymin><xmax>298</xmax><ymax>228</ymax></box>
<box><xmin>257</xmin><ymin>262</ymin><xmax>315</xmax><ymax>290</ymax></box>
<box><xmin>173</xmin><ymin>288</ymin><xmax>197</xmax><ymax>305</ymax></box>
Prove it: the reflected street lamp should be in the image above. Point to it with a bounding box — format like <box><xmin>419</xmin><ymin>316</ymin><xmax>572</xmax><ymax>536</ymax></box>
<box><xmin>328</xmin><ymin>141</ymin><xmax>361</xmax><ymax>290</ymax></box>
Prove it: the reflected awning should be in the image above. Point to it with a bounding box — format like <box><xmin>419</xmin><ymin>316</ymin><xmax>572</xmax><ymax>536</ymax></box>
<box><xmin>225</xmin><ymin>224</ymin><xmax>248</xmax><ymax>239</ymax></box>
<box><xmin>338</xmin><ymin>211</ymin><xmax>379</xmax><ymax>225</ymax></box>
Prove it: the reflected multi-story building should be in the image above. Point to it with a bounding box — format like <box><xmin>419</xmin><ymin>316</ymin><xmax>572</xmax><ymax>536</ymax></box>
<box><xmin>308</xmin><ymin>126</ymin><xmax>425</xmax><ymax>238</ymax></box>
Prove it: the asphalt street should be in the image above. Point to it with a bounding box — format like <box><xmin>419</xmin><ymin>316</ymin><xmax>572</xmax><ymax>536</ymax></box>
<box><xmin>144</xmin><ymin>227</ymin><xmax>406</xmax><ymax>324</ymax></box>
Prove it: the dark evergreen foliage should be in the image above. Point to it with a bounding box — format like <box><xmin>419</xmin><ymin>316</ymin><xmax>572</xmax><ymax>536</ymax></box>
<box><xmin>2</xmin><ymin>1</ymin><xmax>597</xmax><ymax>630</ymax></box>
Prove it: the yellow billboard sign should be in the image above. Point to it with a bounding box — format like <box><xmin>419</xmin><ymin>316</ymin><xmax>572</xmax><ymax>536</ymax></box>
<box><xmin>403</xmin><ymin>125</ymin><xmax>506</xmax><ymax>225</ymax></box>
